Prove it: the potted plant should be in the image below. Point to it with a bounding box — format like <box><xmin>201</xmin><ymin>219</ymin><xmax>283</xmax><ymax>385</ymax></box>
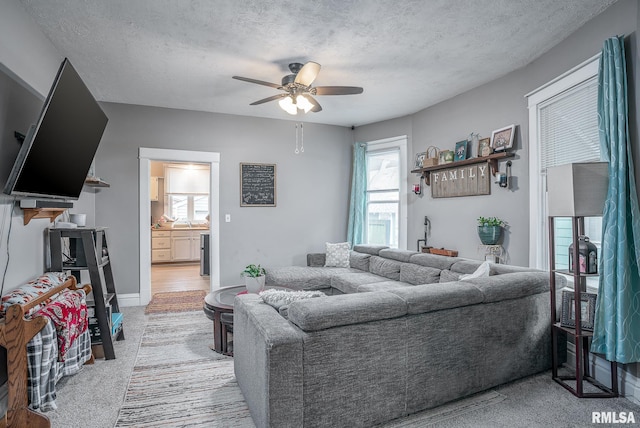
<box><xmin>241</xmin><ymin>264</ymin><xmax>266</xmax><ymax>293</ymax></box>
<box><xmin>477</xmin><ymin>216</ymin><xmax>507</xmax><ymax>245</ymax></box>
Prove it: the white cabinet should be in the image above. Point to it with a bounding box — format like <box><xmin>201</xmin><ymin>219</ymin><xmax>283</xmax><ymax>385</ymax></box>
<box><xmin>150</xmin><ymin>176</ymin><xmax>159</xmax><ymax>201</ymax></box>
<box><xmin>152</xmin><ymin>229</ymin><xmax>202</xmax><ymax>263</ymax></box>
<box><xmin>152</xmin><ymin>230</ymin><xmax>171</xmax><ymax>263</ymax></box>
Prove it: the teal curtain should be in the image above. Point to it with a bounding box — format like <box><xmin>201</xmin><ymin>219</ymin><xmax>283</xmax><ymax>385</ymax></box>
<box><xmin>591</xmin><ymin>36</ymin><xmax>640</xmax><ymax>363</ymax></box>
<box><xmin>347</xmin><ymin>142</ymin><xmax>367</xmax><ymax>246</ymax></box>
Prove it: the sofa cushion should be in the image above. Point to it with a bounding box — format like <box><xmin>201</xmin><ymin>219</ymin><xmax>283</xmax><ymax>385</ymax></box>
<box><xmin>350</xmin><ymin>251</ymin><xmax>371</xmax><ymax>271</ymax></box>
<box><xmin>358</xmin><ymin>281</ymin><xmax>413</xmax><ymax>292</ymax></box>
<box><xmin>439</xmin><ymin>270</ymin><xmax>462</xmax><ymax>283</ymax></box>
<box><xmin>369</xmin><ymin>256</ymin><xmax>402</xmax><ymax>281</ymax></box>
<box><xmin>325</xmin><ymin>242</ymin><xmax>351</xmax><ymax>267</ymax></box>
<box><xmin>389</xmin><ymin>282</ymin><xmax>484</xmax><ymax>315</ymax></box>
<box><xmin>331</xmin><ymin>272</ymin><xmax>388</xmax><ymax>294</ymax></box>
<box><xmin>464</xmin><ymin>271</ymin><xmax>550</xmax><ymax>303</ymax></box>
<box><xmin>266</xmin><ymin>266</ymin><xmax>362</xmax><ymax>290</ymax></box>
<box><xmin>378</xmin><ymin>248</ymin><xmax>418</xmax><ymax>263</ymax></box>
<box><xmin>450</xmin><ymin>259</ymin><xmax>483</xmax><ymax>274</ymax></box>
<box><xmin>400</xmin><ymin>263</ymin><xmax>441</xmax><ymax>285</ymax></box>
<box><xmin>352</xmin><ymin>244</ymin><xmax>388</xmax><ymax>255</ymax></box>
<box><xmin>287</xmin><ymin>291</ymin><xmax>407</xmax><ymax>331</ymax></box>
<box><xmin>409</xmin><ymin>253</ymin><xmax>459</xmax><ymax>270</ymax></box>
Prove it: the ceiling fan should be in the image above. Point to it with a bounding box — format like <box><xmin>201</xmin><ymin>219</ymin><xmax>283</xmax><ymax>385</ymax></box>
<box><xmin>232</xmin><ymin>61</ymin><xmax>363</xmax><ymax>115</ymax></box>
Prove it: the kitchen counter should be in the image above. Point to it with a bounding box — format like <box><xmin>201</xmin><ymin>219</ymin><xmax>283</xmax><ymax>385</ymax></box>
<box><xmin>152</xmin><ymin>225</ymin><xmax>210</xmax><ymax>231</ymax></box>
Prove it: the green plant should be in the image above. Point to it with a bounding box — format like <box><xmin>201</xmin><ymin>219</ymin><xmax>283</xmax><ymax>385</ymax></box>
<box><xmin>241</xmin><ymin>264</ymin><xmax>266</xmax><ymax>277</ymax></box>
<box><xmin>477</xmin><ymin>216</ymin><xmax>507</xmax><ymax>227</ymax></box>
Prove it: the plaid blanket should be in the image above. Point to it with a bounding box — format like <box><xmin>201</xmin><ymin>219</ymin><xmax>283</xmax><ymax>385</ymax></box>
<box><xmin>26</xmin><ymin>307</ymin><xmax>92</xmax><ymax>411</ymax></box>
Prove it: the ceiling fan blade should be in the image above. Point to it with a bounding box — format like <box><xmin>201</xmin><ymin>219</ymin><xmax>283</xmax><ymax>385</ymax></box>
<box><xmin>294</xmin><ymin>62</ymin><xmax>321</xmax><ymax>86</ymax></box>
<box><xmin>306</xmin><ymin>95</ymin><xmax>323</xmax><ymax>113</ymax></box>
<box><xmin>250</xmin><ymin>93</ymin><xmax>288</xmax><ymax>105</ymax></box>
<box><xmin>232</xmin><ymin>76</ymin><xmax>281</xmax><ymax>89</ymax></box>
<box><xmin>314</xmin><ymin>86</ymin><xmax>364</xmax><ymax>95</ymax></box>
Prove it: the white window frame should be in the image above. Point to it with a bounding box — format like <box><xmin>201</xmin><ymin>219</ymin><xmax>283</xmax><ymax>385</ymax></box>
<box><xmin>526</xmin><ymin>54</ymin><xmax>600</xmax><ymax>269</ymax></box>
<box><xmin>365</xmin><ymin>136</ymin><xmax>408</xmax><ymax>249</ymax></box>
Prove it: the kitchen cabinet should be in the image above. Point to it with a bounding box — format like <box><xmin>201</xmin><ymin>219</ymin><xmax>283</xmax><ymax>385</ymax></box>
<box><xmin>152</xmin><ymin>229</ymin><xmax>203</xmax><ymax>263</ymax></box>
<box><xmin>171</xmin><ymin>231</ymin><xmax>193</xmax><ymax>261</ymax></box>
<box><xmin>150</xmin><ymin>176</ymin><xmax>159</xmax><ymax>201</ymax></box>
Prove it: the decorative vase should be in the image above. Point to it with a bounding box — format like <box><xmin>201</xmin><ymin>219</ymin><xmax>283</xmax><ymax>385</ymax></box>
<box><xmin>244</xmin><ymin>275</ymin><xmax>265</xmax><ymax>293</ymax></box>
<box><xmin>478</xmin><ymin>225</ymin><xmax>502</xmax><ymax>245</ymax></box>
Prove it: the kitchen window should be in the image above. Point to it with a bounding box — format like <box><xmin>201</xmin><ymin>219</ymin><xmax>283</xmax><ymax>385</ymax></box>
<box><xmin>164</xmin><ymin>164</ymin><xmax>210</xmax><ymax>222</ymax></box>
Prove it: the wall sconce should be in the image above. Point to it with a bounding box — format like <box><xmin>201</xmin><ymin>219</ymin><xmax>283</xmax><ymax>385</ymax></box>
<box><xmin>413</xmin><ymin>183</ymin><xmax>422</xmax><ymax>195</ymax></box>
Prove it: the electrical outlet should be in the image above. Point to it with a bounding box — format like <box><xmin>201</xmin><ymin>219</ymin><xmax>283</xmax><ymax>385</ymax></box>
<box><xmin>225</xmin><ymin>214</ymin><xmax>231</xmax><ymax>222</ymax></box>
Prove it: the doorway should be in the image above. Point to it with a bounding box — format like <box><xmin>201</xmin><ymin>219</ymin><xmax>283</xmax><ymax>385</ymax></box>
<box><xmin>150</xmin><ymin>161</ymin><xmax>211</xmax><ymax>294</ymax></box>
<box><xmin>139</xmin><ymin>148</ymin><xmax>220</xmax><ymax>306</ymax></box>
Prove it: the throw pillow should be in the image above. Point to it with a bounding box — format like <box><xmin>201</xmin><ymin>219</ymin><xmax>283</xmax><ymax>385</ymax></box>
<box><xmin>324</xmin><ymin>242</ymin><xmax>351</xmax><ymax>267</ymax></box>
<box><xmin>260</xmin><ymin>289</ymin><xmax>325</xmax><ymax>311</ymax></box>
<box><xmin>460</xmin><ymin>261</ymin><xmax>491</xmax><ymax>280</ymax></box>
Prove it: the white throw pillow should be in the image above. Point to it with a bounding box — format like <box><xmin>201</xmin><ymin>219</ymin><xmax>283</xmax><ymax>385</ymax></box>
<box><xmin>460</xmin><ymin>261</ymin><xmax>491</xmax><ymax>280</ymax></box>
<box><xmin>324</xmin><ymin>242</ymin><xmax>351</xmax><ymax>267</ymax></box>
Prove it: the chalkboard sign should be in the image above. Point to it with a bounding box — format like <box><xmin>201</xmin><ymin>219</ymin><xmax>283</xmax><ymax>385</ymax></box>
<box><xmin>240</xmin><ymin>163</ymin><xmax>276</xmax><ymax>207</ymax></box>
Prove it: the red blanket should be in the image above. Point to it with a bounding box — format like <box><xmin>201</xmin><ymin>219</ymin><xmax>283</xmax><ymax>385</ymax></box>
<box><xmin>36</xmin><ymin>290</ymin><xmax>88</xmax><ymax>362</ymax></box>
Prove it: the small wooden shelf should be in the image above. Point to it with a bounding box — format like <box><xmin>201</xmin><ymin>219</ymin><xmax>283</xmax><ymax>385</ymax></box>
<box><xmin>411</xmin><ymin>152</ymin><xmax>515</xmax><ymax>185</ymax></box>
<box><xmin>84</xmin><ymin>178</ymin><xmax>110</xmax><ymax>188</ymax></box>
<box><xmin>22</xmin><ymin>208</ymin><xmax>66</xmax><ymax>225</ymax></box>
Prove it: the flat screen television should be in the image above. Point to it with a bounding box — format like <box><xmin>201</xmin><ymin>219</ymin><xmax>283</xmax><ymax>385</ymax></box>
<box><xmin>3</xmin><ymin>58</ymin><xmax>108</xmax><ymax>200</ymax></box>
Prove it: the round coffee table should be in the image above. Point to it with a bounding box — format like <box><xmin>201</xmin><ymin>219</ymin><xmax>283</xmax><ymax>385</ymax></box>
<box><xmin>203</xmin><ymin>285</ymin><xmax>290</xmax><ymax>356</ymax></box>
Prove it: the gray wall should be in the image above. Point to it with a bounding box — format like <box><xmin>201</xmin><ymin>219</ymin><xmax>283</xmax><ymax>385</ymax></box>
<box><xmin>96</xmin><ymin>103</ymin><xmax>353</xmax><ymax>291</ymax></box>
<box><xmin>356</xmin><ymin>0</ymin><xmax>639</xmax><ymax>267</ymax></box>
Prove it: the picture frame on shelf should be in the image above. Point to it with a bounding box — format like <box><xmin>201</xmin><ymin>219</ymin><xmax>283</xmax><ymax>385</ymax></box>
<box><xmin>560</xmin><ymin>291</ymin><xmax>597</xmax><ymax>331</ymax></box>
<box><xmin>478</xmin><ymin>138</ymin><xmax>492</xmax><ymax>157</ymax></box>
<box><xmin>414</xmin><ymin>152</ymin><xmax>427</xmax><ymax>169</ymax></box>
<box><xmin>454</xmin><ymin>140</ymin><xmax>467</xmax><ymax>161</ymax></box>
<box><xmin>439</xmin><ymin>150</ymin><xmax>454</xmax><ymax>164</ymax></box>
<box><xmin>490</xmin><ymin>124</ymin><xmax>516</xmax><ymax>152</ymax></box>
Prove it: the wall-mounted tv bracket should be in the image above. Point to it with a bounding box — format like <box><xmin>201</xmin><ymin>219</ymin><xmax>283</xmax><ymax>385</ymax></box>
<box><xmin>14</xmin><ymin>131</ymin><xmax>25</xmax><ymax>144</ymax></box>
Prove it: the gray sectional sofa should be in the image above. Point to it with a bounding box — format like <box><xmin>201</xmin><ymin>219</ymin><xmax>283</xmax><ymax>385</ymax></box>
<box><xmin>234</xmin><ymin>245</ymin><xmax>557</xmax><ymax>428</ymax></box>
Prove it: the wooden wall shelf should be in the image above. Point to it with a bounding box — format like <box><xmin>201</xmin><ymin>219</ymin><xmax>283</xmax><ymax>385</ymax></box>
<box><xmin>411</xmin><ymin>152</ymin><xmax>515</xmax><ymax>185</ymax></box>
<box><xmin>84</xmin><ymin>178</ymin><xmax>110</xmax><ymax>188</ymax></box>
<box><xmin>22</xmin><ymin>208</ymin><xmax>66</xmax><ymax>225</ymax></box>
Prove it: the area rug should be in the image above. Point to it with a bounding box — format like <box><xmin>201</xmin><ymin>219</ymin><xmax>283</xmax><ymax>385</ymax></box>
<box><xmin>116</xmin><ymin>310</ymin><xmax>507</xmax><ymax>427</ymax></box>
<box><xmin>115</xmin><ymin>310</ymin><xmax>254</xmax><ymax>427</ymax></box>
<box><xmin>144</xmin><ymin>290</ymin><xmax>206</xmax><ymax>314</ymax></box>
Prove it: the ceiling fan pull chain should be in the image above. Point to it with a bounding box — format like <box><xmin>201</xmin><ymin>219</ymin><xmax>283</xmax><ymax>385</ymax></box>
<box><xmin>295</xmin><ymin>123</ymin><xmax>300</xmax><ymax>154</ymax></box>
<box><xmin>300</xmin><ymin>123</ymin><xmax>304</xmax><ymax>153</ymax></box>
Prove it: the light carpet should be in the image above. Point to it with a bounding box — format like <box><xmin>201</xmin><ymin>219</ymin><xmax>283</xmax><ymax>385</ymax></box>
<box><xmin>144</xmin><ymin>290</ymin><xmax>206</xmax><ymax>314</ymax></box>
<box><xmin>114</xmin><ymin>310</ymin><xmax>508</xmax><ymax>427</ymax></box>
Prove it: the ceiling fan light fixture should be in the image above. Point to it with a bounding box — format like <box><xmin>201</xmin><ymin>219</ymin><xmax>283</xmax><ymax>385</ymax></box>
<box><xmin>279</xmin><ymin>96</ymin><xmax>297</xmax><ymax>115</ymax></box>
<box><xmin>296</xmin><ymin>95</ymin><xmax>313</xmax><ymax>113</ymax></box>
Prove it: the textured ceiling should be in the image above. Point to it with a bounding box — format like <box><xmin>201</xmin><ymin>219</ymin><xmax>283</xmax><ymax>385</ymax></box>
<box><xmin>19</xmin><ymin>0</ymin><xmax>616</xmax><ymax>127</ymax></box>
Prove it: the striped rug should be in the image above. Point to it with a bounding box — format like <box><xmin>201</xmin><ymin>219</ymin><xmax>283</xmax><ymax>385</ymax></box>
<box><xmin>115</xmin><ymin>310</ymin><xmax>507</xmax><ymax>427</ymax></box>
<box><xmin>144</xmin><ymin>290</ymin><xmax>207</xmax><ymax>314</ymax></box>
<box><xmin>115</xmin><ymin>310</ymin><xmax>254</xmax><ymax>427</ymax></box>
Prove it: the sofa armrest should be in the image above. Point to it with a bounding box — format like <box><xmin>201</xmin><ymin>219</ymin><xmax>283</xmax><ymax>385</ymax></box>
<box><xmin>234</xmin><ymin>295</ymin><xmax>305</xmax><ymax>428</ymax></box>
<box><xmin>307</xmin><ymin>253</ymin><xmax>326</xmax><ymax>267</ymax></box>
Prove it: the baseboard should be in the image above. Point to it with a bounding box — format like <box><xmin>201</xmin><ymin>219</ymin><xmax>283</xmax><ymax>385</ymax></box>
<box><xmin>117</xmin><ymin>293</ymin><xmax>141</xmax><ymax>307</ymax></box>
<box><xmin>565</xmin><ymin>341</ymin><xmax>640</xmax><ymax>405</ymax></box>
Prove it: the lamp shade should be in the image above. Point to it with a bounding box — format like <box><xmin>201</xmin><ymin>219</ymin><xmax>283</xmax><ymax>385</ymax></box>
<box><xmin>547</xmin><ymin>162</ymin><xmax>609</xmax><ymax>216</ymax></box>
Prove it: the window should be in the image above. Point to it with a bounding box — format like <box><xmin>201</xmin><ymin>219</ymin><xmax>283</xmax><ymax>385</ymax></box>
<box><xmin>364</xmin><ymin>136</ymin><xmax>407</xmax><ymax>248</ymax></box>
<box><xmin>527</xmin><ymin>55</ymin><xmax>601</xmax><ymax>272</ymax></box>
<box><xmin>164</xmin><ymin>164</ymin><xmax>210</xmax><ymax>222</ymax></box>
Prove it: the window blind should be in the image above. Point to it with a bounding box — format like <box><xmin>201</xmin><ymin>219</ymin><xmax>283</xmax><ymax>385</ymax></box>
<box><xmin>165</xmin><ymin>166</ymin><xmax>209</xmax><ymax>194</ymax></box>
<box><xmin>539</xmin><ymin>77</ymin><xmax>600</xmax><ymax>170</ymax></box>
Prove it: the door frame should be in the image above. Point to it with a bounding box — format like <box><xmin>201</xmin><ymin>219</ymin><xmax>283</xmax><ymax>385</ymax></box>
<box><xmin>139</xmin><ymin>148</ymin><xmax>220</xmax><ymax>305</ymax></box>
